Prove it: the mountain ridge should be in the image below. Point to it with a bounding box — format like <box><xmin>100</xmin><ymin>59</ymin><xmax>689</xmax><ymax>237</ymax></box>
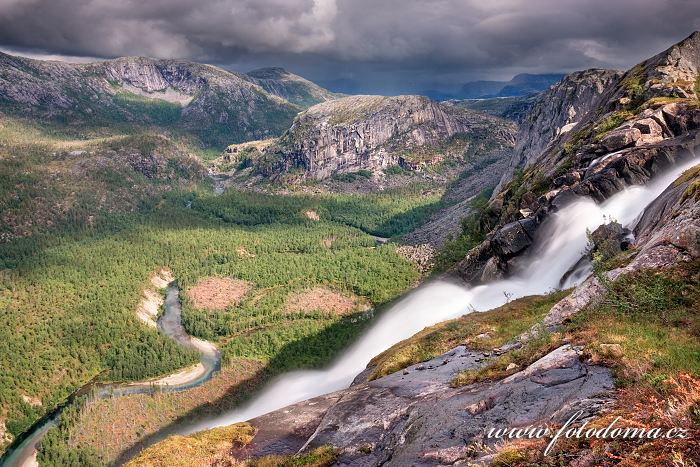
<box><xmin>0</xmin><ymin>52</ymin><xmax>338</xmax><ymax>148</ymax></box>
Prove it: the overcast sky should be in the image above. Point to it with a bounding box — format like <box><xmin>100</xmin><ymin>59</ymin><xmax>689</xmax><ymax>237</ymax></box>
<box><xmin>1</xmin><ymin>0</ymin><xmax>699</xmax><ymax>94</ymax></box>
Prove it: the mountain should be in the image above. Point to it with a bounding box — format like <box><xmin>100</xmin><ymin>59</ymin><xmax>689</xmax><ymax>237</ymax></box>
<box><xmin>455</xmin><ymin>79</ymin><xmax>505</xmax><ymax>99</ymax></box>
<box><xmin>245</xmin><ymin>67</ymin><xmax>339</xmax><ymax>108</ymax></box>
<box><xmin>459</xmin><ymin>31</ymin><xmax>700</xmax><ymax>282</ymax></box>
<box><xmin>0</xmin><ymin>53</ymin><xmax>303</xmax><ymax>148</ymax></box>
<box><xmin>131</xmin><ymin>32</ymin><xmax>700</xmax><ymax>467</ymax></box>
<box><xmin>221</xmin><ymin>94</ymin><xmax>516</xmax><ymax>180</ymax></box>
<box><xmin>454</xmin><ymin>94</ymin><xmax>539</xmax><ymax>122</ymax></box>
<box><xmin>456</xmin><ymin>73</ymin><xmax>565</xmax><ymax>99</ymax></box>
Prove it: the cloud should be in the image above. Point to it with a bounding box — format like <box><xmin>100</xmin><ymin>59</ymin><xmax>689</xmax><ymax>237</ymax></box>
<box><xmin>1</xmin><ymin>0</ymin><xmax>699</xmax><ymax>93</ymax></box>
<box><xmin>0</xmin><ymin>0</ymin><xmax>338</xmax><ymax>59</ymax></box>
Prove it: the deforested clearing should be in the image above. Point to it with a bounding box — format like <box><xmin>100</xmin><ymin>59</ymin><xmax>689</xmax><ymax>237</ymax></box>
<box><xmin>187</xmin><ymin>277</ymin><xmax>252</xmax><ymax>311</ymax></box>
<box><xmin>286</xmin><ymin>287</ymin><xmax>366</xmax><ymax>315</ymax></box>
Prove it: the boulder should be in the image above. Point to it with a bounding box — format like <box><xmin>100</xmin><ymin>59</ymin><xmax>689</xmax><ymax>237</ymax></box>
<box><xmin>600</xmin><ymin>127</ymin><xmax>641</xmax><ymax>151</ymax></box>
<box><xmin>491</xmin><ymin>219</ymin><xmax>536</xmax><ymax>258</ymax></box>
<box><xmin>661</xmin><ymin>102</ymin><xmax>700</xmax><ymax>136</ymax></box>
<box><xmin>590</xmin><ymin>222</ymin><xmax>631</xmax><ymax>256</ymax></box>
<box><xmin>544</xmin><ymin>276</ymin><xmax>607</xmax><ymax>327</ymax></box>
<box><xmin>480</xmin><ymin>256</ymin><xmax>504</xmax><ymax>282</ymax></box>
<box><xmin>456</xmin><ymin>240</ymin><xmax>494</xmax><ymax>283</ymax></box>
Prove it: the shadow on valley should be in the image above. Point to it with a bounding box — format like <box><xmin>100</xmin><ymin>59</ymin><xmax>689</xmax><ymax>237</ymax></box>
<box><xmin>111</xmin><ymin>307</ymin><xmax>383</xmax><ymax>465</ymax></box>
<box><xmin>1</xmin><ymin>186</ymin><xmax>424</xmax><ymax>465</ymax></box>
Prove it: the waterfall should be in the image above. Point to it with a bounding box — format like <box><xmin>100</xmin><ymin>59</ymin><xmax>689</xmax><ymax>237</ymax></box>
<box><xmin>184</xmin><ymin>156</ymin><xmax>699</xmax><ymax>434</ymax></box>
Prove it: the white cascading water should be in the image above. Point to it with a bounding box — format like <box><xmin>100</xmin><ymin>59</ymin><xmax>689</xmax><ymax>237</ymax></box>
<box><xmin>185</xmin><ymin>156</ymin><xmax>699</xmax><ymax>434</ymax></box>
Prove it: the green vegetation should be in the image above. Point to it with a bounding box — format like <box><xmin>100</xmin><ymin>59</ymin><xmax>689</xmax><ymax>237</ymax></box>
<box><xmin>456</xmin><ymin>96</ymin><xmax>533</xmax><ymax>121</ymax></box>
<box><xmin>0</xmin><ymin>198</ymin><xmax>418</xmax><ymax>453</ymax></box>
<box><xmin>37</xmin><ymin>398</ymin><xmax>104</xmax><ymax>467</ymax></box>
<box><xmin>450</xmin><ymin>329</ymin><xmax>559</xmax><ymax>387</ymax></box>
<box><xmin>620</xmin><ymin>63</ymin><xmax>647</xmax><ymax>111</ymax></box>
<box><xmin>184</xmin><ymin>183</ymin><xmax>443</xmax><ymax>239</ymax></box>
<box><xmin>384</xmin><ymin>164</ymin><xmax>407</xmax><ymax>176</ymax></box>
<box><xmin>368</xmin><ymin>291</ymin><xmax>569</xmax><ymax>379</ymax></box>
<box><xmin>448</xmin><ymin>261</ymin><xmax>700</xmax><ymax>389</ymax></box>
<box><xmin>674</xmin><ymin>163</ymin><xmax>700</xmax><ymax>202</ymax></box>
<box><xmin>248</xmin><ymin>446</ymin><xmax>338</xmax><ymax>467</ymax></box>
<box><xmin>111</xmin><ymin>91</ymin><xmax>182</xmax><ymax>126</ymax></box>
<box><xmin>569</xmin><ymin>261</ymin><xmax>700</xmax><ymax>385</ymax></box>
<box><xmin>497</xmin><ymin>167</ymin><xmax>551</xmax><ymax>222</ymax></box>
<box><xmin>124</xmin><ymin>423</ymin><xmax>255</xmax><ymax>467</ymax></box>
<box><xmin>0</xmin><ymin>119</ymin><xmax>429</xmax><ymax>459</ymax></box>
<box><xmin>0</xmin><ymin>120</ymin><xmax>204</xmax><ymax>242</ymax></box>
<box><xmin>593</xmin><ymin>110</ymin><xmax>634</xmax><ymax>140</ymax></box>
<box><xmin>433</xmin><ymin>188</ymin><xmax>498</xmax><ymax>271</ymax></box>
<box><xmin>331</xmin><ymin>169</ymin><xmax>373</xmax><ymax>182</ymax></box>
<box><xmin>562</xmin><ymin>126</ymin><xmax>592</xmax><ymax>156</ymax></box>
<box><xmin>127</xmin><ymin>421</ymin><xmax>336</xmax><ymax>467</ymax></box>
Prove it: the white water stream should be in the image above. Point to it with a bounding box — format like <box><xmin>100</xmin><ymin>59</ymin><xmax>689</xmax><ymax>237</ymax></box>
<box><xmin>185</xmin><ymin>156</ymin><xmax>699</xmax><ymax>434</ymax></box>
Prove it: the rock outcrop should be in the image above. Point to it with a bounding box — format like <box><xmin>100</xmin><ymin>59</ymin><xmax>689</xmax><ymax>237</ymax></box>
<box><xmin>459</xmin><ymin>31</ymin><xmax>700</xmax><ymax>283</ymax></box>
<box><xmin>237</xmin><ymin>95</ymin><xmax>516</xmax><ymax>180</ymax></box>
<box><xmin>237</xmin><ymin>345</ymin><xmax>613</xmax><ymax>466</ymax></box>
<box><xmin>495</xmin><ymin>69</ymin><xmax>622</xmax><ymax>192</ymax></box>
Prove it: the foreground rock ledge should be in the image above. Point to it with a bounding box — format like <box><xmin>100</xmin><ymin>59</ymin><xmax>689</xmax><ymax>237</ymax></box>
<box><xmin>233</xmin><ymin>345</ymin><xmax>613</xmax><ymax>466</ymax></box>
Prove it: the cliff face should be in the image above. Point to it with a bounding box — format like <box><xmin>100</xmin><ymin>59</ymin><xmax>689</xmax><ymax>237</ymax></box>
<box><xmin>0</xmin><ymin>53</ymin><xmax>301</xmax><ymax>146</ymax></box>
<box><xmin>494</xmin><ymin>69</ymin><xmax>622</xmax><ymax>192</ymax></box>
<box><xmin>458</xmin><ymin>31</ymin><xmax>700</xmax><ymax>283</ymax></box>
<box><xmin>242</xmin><ymin>95</ymin><xmax>516</xmax><ymax>180</ymax></box>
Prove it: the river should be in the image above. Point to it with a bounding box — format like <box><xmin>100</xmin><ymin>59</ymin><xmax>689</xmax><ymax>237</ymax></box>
<box><xmin>3</xmin><ymin>156</ymin><xmax>698</xmax><ymax>466</ymax></box>
<box><xmin>0</xmin><ymin>286</ymin><xmax>221</xmax><ymax>467</ymax></box>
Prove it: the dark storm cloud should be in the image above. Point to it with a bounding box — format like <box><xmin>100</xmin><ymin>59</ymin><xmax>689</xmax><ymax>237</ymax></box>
<box><xmin>1</xmin><ymin>0</ymin><xmax>699</xmax><ymax>94</ymax></box>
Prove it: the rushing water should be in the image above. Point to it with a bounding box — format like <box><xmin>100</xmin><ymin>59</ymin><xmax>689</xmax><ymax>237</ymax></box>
<box><xmin>183</xmin><ymin>155</ymin><xmax>700</xmax><ymax>434</ymax></box>
<box><xmin>3</xmin><ymin>156</ymin><xmax>698</xmax><ymax>466</ymax></box>
<box><xmin>0</xmin><ymin>286</ymin><xmax>221</xmax><ymax>467</ymax></box>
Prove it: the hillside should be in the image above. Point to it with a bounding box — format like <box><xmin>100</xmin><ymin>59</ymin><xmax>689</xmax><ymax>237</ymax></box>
<box><xmin>454</xmin><ymin>94</ymin><xmax>538</xmax><ymax>122</ymax></box>
<box><xmin>220</xmin><ymin>94</ymin><xmax>516</xmax><ymax>181</ymax></box>
<box><xmin>0</xmin><ymin>53</ymin><xmax>303</xmax><ymax>148</ymax></box>
<box><xmin>245</xmin><ymin>67</ymin><xmax>339</xmax><ymax>108</ymax></box>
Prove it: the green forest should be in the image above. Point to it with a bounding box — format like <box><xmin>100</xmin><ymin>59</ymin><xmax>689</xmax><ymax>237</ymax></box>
<box><xmin>0</xmin><ymin>116</ymin><xmax>435</xmax><ymax>458</ymax></box>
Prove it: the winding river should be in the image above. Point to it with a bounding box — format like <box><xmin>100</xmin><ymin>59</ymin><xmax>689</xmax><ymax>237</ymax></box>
<box><xmin>2</xmin><ymin>156</ymin><xmax>698</xmax><ymax>466</ymax></box>
<box><xmin>0</xmin><ymin>286</ymin><xmax>221</xmax><ymax>467</ymax></box>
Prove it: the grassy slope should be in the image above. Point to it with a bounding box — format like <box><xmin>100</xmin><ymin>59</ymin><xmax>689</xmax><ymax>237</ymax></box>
<box><xmin>127</xmin><ymin>422</ymin><xmax>336</xmax><ymax>467</ymax></box>
<box><xmin>368</xmin><ymin>291</ymin><xmax>570</xmax><ymax>380</ymax></box>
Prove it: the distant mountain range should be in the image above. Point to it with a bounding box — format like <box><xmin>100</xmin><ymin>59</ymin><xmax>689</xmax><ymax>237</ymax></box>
<box><xmin>422</xmin><ymin>73</ymin><xmax>565</xmax><ymax>101</ymax></box>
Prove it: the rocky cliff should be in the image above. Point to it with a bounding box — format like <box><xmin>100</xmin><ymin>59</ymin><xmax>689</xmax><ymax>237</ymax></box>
<box><xmin>0</xmin><ymin>53</ymin><xmax>305</xmax><ymax>147</ymax></box>
<box><xmin>494</xmin><ymin>69</ymin><xmax>622</xmax><ymax>192</ymax></box>
<box><xmin>227</xmin><ymin>95</ymin><xmax>516</xmax><ymax>180</ymax></box>
<box><xmin>458</xmin><ymin>31</ymin><xmax>700</xmax><ymax>283</ymax></box>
